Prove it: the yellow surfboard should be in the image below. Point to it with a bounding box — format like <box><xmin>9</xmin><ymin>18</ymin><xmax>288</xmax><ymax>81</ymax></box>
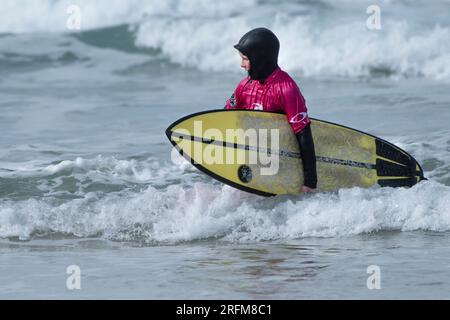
<box><xmin>166</xmin><ymin>110</ymin><xmax>425</xmax><ymax>196</ymax></box>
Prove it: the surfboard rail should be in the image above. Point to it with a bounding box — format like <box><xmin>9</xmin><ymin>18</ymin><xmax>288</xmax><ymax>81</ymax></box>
<box><xmin>166</xmin><ymin>109</ymin><xmax>426</xmax><ymax>196</ymax></box>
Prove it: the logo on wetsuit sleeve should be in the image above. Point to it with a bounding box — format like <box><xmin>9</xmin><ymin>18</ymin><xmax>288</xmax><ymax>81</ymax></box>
<box><xmin>230</xmin><ymin>93</ymin><xmax>236</xmax><ymax>107</ymax></box>
<box><xmin>289</xmin><ymin>112</ymin><xmax>308</xmax><ymax>124</ymax></box>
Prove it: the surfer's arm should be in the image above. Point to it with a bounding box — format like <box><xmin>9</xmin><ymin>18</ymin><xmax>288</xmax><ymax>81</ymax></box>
<box><xmin>296</xmin><ymin>125</ymin><xmax>317</xmax><ymax>189</ymax></box>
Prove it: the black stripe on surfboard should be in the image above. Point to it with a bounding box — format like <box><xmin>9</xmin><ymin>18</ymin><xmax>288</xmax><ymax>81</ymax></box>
<box><xmin>171</xmin><ymin>132</ymin><xmax>376</xmax><ymax>170</ymax></box>
<box><xmin>317</xmin><ymin>156</ymin><xmax>375</xmax><ymax>169</ymax></box>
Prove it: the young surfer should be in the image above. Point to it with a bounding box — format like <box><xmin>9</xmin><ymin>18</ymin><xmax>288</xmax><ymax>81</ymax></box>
<box><xmin>225</xmin><ymin>28</ymin><xmax>317</xmax><ymax>192</ymax></box>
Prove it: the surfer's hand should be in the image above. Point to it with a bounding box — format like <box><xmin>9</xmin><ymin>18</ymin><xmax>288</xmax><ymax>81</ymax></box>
<box><xmin>301</xmin><ymin>185</ymin><xmax>316</xmax><ymax>193</ymax></box>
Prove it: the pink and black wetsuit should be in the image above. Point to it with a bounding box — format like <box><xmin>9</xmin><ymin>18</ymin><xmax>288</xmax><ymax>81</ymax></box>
<box><xmin>225</xmin><ymin>28</ymin><xmax>317</xmax><ymax>189</ymax></box>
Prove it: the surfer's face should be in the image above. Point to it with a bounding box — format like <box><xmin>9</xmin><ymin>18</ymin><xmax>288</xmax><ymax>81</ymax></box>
<box><xmin>239</xmin><ymin>52</ymin><xmax>251</xmax><ymax>72</ymax></box>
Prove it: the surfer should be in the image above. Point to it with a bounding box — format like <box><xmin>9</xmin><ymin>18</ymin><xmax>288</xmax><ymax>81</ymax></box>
<box><xmin>225</xmin><ymin>28</ymin><xmax>317</xmax><ymax>193</ymax></box>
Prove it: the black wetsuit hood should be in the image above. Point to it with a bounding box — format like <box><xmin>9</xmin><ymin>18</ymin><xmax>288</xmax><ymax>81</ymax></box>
<box><xmin>234</xmin><ymin>28</ymin><xmax>280</xmax><ymax>83</ymax></box>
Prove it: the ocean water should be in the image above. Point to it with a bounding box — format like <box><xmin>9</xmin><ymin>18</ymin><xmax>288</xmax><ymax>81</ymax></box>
<box><xmin>1</xmin><ymin>0</ymin><xmax>450</xmax><ymax>299</ymax></box>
